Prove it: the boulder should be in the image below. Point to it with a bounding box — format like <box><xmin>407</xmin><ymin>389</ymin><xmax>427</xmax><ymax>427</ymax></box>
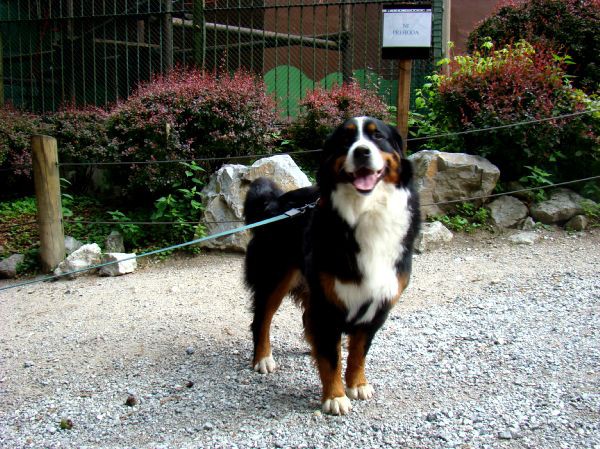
<box><xmin>98</xmin><ymin>253</ymin><xmax>137</xmax><ymax>276</ymax></box>
<box><xmin>105</xmin><ymin>230</ymin><xmax>125</xmax><ymax>253</ymax></box>
<box><xmin>0</xmin><ymin>254</ymin><xmax>25</xmax><ymax>279</ymax></box>
<box><xmin>415</xmin><ymin>221</ymin><xmax>453</xmax><ymax>253</ymax></box>
<box><xmin>54</xmin><ymin>243</ymin><xmax>102</xmax><ymax>279</ymax></box>
<box><xmin>64</xmin><ymin>236</ymin><xmax>84</xmax><ymax>255</ymax></box>
<box><xmin>520</xmin><ymin>217</ymin><xmax>536</xmax><ymax>231</ymax></box>
<box><xmin>200</xmin><ymin>155</ymin><xmax>311</xmax><ymax>252</ymax></box>
<box><xmin>508</xmin><ymin>231</ymin><xmax>539</xmax><ymax>245</ymax></box>
<box><xmin>409</xmin><ymin>150</ymin><xmax>500</xmax><ymax>219</ymax></box>
<box><xmin>487</xmin><ymin>196</ymin><xmax>529</xmax><ymax>229</ymax></box>
<box><xmin>529</xmin><ymin>188</ymin><xmax>589</xmax><ymax>224</ymax></box>
<box><xmin>565</xmin><ymin>215</ymin><xmax>588</xmax><ymax>232</ymax></box>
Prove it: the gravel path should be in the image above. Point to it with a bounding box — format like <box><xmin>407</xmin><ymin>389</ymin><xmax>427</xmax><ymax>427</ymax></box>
<box><xmin>1</xmin><ymin>229</ymin><xmax>599</xmax><ymax>449</ymax></box>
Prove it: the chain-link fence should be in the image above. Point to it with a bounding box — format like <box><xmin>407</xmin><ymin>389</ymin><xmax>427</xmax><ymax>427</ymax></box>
<box><xmin>0</xmin><ymin>0</ymin><xmax>442</xmax><ymax>118</ymax></box>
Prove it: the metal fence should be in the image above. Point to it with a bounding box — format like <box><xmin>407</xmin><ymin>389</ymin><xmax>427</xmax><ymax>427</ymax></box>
<box><xmin>0</xmin><ymin>0</ymin><xmax>442</xmax><ymax>117</ymax></box>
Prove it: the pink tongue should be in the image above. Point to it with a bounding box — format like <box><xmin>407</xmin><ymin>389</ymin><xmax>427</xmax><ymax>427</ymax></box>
<box><xmin>352</xmin><ymin>171</ymin><xmax>379</xmax><ymax>191</ymax></box>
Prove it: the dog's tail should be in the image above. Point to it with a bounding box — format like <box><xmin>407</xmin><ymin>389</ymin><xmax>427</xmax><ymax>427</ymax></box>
<box><xmin>244</xmin><ymin>177</ymin><xmax>284</xmax><ymax>225</ymax></box>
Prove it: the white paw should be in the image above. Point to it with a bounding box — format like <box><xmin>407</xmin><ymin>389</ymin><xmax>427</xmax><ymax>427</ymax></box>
<box><xmin>346</xmin><ymin>383</ymin><xmax>374</xmax><ymax>400</ymax></box>
<box><xmin>253</xmin><ymin>355</ymin><xmax>276</xmax><ymax>374</ymax></box>
<box><xmin>322</xmin><ymin>395</ymin><xmax>352</xmax><ymax>415</ymax></box>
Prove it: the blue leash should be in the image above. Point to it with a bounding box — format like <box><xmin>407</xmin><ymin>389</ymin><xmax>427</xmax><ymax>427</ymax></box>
<box><xmin>0</xmin><ymin>204</ymin><xmax>315</xmax><ymax>293</ymax></box>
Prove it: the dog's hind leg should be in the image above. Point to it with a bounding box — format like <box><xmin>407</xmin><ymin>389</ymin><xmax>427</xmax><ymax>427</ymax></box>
<box><xmin>251</xmin><ymin>269</ymin><xmax>299</xmax><ymax>374</ymax></box>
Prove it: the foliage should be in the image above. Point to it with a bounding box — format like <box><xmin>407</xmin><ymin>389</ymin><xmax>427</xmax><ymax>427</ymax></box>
<box><xmin>107</xmin><ymin>68</ymin><xmax>278</xmax><ymax>196</ymax></box>
<box><xmin>432</xmin><ymin>202</ymin><xmax>491</xmax><ymax>233</ymax></box>
<box><xmin>468</xmin><ymin>0</ymin><xmax>600</xmax><ymax>93</ymax></box>
<box><xmin>149</xmin><ymin>162</ymin><xmax>206</xmax><ymax>249</ymax></box>
<box><xmin>287</xmin><ymin>82</ymin><xmax>391</xmax><ymax>154</ymax></box>
<box><xmin>411</xmin><ymin>40</ymin><xmax>599</xmax><ymax>181</ymax></box>
<box><xmin>0</xmin><ymin>197</ymin><xmax>39</xmax><ymax>273</ymax></box>
<box><xmin>45</xmin><ymin>106</ymin><xmax>117</xmax><ymax>163</ymax></box>
<box><xmin>519</xmin><ymin>165</ymin><xmax>554</xmax><ymax>202</ymax></box>
<box><xmin>0</xmin><ymin>106</ymin><xmax>48</xmax><ymax>198</ymax></box>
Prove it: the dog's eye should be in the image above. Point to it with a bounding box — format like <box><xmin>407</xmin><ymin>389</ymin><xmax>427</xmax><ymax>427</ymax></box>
<box><xmin>373</xmin><ymin>131</ymin><xmax>385</xmax><ymax>140</ymax></box>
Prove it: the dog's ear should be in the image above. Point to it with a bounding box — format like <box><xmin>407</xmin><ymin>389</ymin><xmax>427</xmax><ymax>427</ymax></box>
<box><xmin>387</xmin><ymin>124</ymin><xmax>405</xmax><ymax>157</ymax></box>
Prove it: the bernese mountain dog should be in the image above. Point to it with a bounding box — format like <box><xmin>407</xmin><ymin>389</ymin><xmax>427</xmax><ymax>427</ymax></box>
<box><xmin>244</xmin><ymin>116</ymin><xmax>420</xmax><ymax>415</ymax></box>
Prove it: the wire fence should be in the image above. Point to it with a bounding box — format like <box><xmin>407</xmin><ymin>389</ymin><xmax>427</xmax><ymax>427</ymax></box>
<box><xmin>0</xmin><ymin>0</ymin><xmax>442</xmax><ymax>117</ymax></box>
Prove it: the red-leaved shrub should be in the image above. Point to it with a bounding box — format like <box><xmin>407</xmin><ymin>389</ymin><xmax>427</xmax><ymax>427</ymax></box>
<box><xmin>413</xmin><ymin>41</ymin><xmax>599</xmax><ymax>181</ymax></box>
<box><xmin>108</xmin><ymin>68</ymin><xmax>278</xmax><ymax>195</ymax></box>
<box><xmin>288</xmin><ymin>82</ymin><xmax>391</xmax><ymax>154</ymax></box>
<box><xmin>0</xmin><ymin>106</ymin><xmax>48</xmax><ymax>197</ymax></box>
<box><xmin>468</xmin><ymin>0</ymin><xmax>600</xmax><ymax>92</ymax></box>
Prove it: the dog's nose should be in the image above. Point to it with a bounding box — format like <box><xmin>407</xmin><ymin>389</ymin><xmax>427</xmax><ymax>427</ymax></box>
<box><xmin>353</xmin><ymin>146</ymin><xmax>371</xmax><ymax>162</ymax></box>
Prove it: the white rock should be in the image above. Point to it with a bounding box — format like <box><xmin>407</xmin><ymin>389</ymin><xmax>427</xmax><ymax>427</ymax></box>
<box><xmin>508</xmin><ymin>232</ymin><xmax>539</xmax><ymax>245</ymax></box>
<box><xmin>54</xmin><ymin>243</ymin><xmax>102</xmax><ymax>279</ymax></box>
<box><xmin>415</xmin><ymin>221</ymin><xmax>454</xmax><ymax>253</ymax></box>
<box><xmin>98</xmin><ymin>253</ymin><xmax>137</xmax><ymax>277</ymax></box>
<box><xmin>199</xmin><ymin>155</ymin><xmax>311</xmax><ymax>252</ymax></box>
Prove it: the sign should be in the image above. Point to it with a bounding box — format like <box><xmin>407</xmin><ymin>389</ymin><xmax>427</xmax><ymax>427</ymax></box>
<box><xmin>382</xmin><ymin>4</ymin><xmax>432</xmax><ymax>59</ymax></box>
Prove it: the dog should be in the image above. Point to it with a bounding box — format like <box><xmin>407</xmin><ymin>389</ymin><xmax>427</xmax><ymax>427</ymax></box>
<box><xmin>243</xmin><ymin>116</ymin><xmax>420</xmax><ymax>415</ymax></box>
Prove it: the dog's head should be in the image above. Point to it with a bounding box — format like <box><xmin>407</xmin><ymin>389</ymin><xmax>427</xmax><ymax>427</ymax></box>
<box><xmin>317</xmin><ymin>116</ymin><xmax>412</xmax><ymax>195</ymax></box>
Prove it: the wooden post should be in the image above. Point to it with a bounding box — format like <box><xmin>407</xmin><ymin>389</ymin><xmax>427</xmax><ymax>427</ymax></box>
<box><xmin>193</xmin><ymin>0</ymin><xmax>206</xmax><ymax>68</ymax></box>
<box><xmin>163</xmin><ymin>0</ymin><xmax>174</xmax><ymax>71</ymax></box>
<box><xmin>31</xmin><ymin>135</ymin><xmax>65</xmax><ymax>272</ymax></box>
<box><xmin>341</xmin><ymin>4</ymin><xmax>353</xmax><ymax>83</ymax></box>
<box><xmin>396</xmin><ymin>59</ymin><xmax>412</xmax><ymax>153</ymax></box>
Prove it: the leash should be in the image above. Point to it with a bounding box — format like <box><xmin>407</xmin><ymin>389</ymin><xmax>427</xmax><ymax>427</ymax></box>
<box><xmin>0</xmin><ymin>203</ymin><xmax>317</xmax><ymax>293</ymax></box>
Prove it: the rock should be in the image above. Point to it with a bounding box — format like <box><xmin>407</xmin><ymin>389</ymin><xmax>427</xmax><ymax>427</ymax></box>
<box><xmin>488</xmin><ymin>196</ymin><xmax>529</xmax><ymax>228</ymax></box>
<box><xmin>64</xmin><ymin>236</ymin><xmax>83</xmax><ymax>255</ymax></box>
<box><xmin>0</xmin><ymin>254</ymin><xmax>25</xmax><ymax>279</ymax></box>
<box><xmin>54</xmin><ymin>243</ymin><xmax>102</xmax><ymax>279</ymax></box>
<box><xmin>520</xmin><ymin>216</ymin><xmax>536</xmax><ymax>231</ymax></box>
<box><xmin>409</xmin><ymin>150</ymin><xmax>500</xmax><ymax>219</ymax></box>
<box><xmin>565</xmin><ymin>215</ymin><xmax>588</xmax><ymax>232</ymax></box>
<box><xmin>200</xmin><ymin>155</ymin><xmax>311</xmax><ymax>252</ymax></box>
<box><xmin>508</xmin><ymin>231</ymin><xmax>539</xmax><ymax>245</ymax></box>
<box><xmin>530</xmin><ymin>188</ymin><xmax>589</xmax><ymax>224</ymax></box>
<box><xmin>98</xmin><ymin>253</ymin><xmax>137</xmax><ymax>277</ymax></box>
<box><xmin>105</xmin><ymin>230</ymin><xmax>125</xmax><ymax>253</ymax></box>
<box><xmin>415</xmin><ymin>221</ymin><xmax>453</xmax><ymax>253</ymax></box>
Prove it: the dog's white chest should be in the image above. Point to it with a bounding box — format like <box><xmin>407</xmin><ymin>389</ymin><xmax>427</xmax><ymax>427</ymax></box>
<box><xmin>331</xmin><ymin>183</ymin><xmax>412</xmax><ymax>323</ymax></box>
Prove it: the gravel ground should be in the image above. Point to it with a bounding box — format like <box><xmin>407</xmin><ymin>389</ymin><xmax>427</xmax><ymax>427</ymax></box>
<box><xmin>0</xmin><ymin>228</ymin><xmax>599</xmax><ymax>449</ymax></box>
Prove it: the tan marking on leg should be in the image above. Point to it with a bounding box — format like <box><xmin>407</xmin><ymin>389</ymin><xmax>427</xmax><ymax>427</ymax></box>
<box><xmin>390</xmin><ymin>272</ymin><xmax>410</xmax><ymax>307</ymax></box>
<box><xmin>345</xmin><ymin>331</ymin><xmax>369</xmax><ymax>390</ymax></box>
<box><xmin>305</xmin><ymin>332</ymin><xmax>345</xmax><ymax>401</ymax></box>
<box><xmin>253</xmin><ymin>269</ymin><xmax>299</xmax><ymax>366</ymax></box>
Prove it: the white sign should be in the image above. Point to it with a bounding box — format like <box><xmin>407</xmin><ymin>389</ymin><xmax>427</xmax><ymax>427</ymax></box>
<box><xmin>382</xmin><ymin>8</ymin><xmax>432</xmax><ymax>48</ymax></box>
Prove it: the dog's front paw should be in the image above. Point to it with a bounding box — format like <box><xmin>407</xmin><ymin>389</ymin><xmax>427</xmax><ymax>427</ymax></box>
<box><xmin>346</xmin><ymin>383</ymin><xmax>374</xmax><ymax>400</ymax></box>
<box><xmin>322</xmin><ymin>395</ymin><xmax>352</xmax><ymax>415</ymax></box>
<box><xmin>253</xmin><ymin>355</ymin><xmax>276</xmax><ymax>374</ymax></box>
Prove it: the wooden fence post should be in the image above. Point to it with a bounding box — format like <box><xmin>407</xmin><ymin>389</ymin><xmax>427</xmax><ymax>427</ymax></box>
<box><xmin>396</xmin><ymin>59</ymin><xmax>412</xmax><ymax>153</ymax></box>
<box><xmin>31</xmin><ymin>135</ymin><xmax>65</xmax><ymax>272</ymax></box>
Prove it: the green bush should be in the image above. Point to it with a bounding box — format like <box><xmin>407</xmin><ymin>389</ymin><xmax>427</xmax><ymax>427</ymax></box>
<box><xmin>107</xmin><ymin>68</ymin><xmax>278</xmax><ymax>197</ymax></box>
<box><xmin>468</xmin><ymin>0</ymin><xmax>600</xmax><ymax>93</ymax></box>
<box><xmin>411</xmin><ymin>40</ymin><xmax>599</xmax><ymax>181</ymax></box>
